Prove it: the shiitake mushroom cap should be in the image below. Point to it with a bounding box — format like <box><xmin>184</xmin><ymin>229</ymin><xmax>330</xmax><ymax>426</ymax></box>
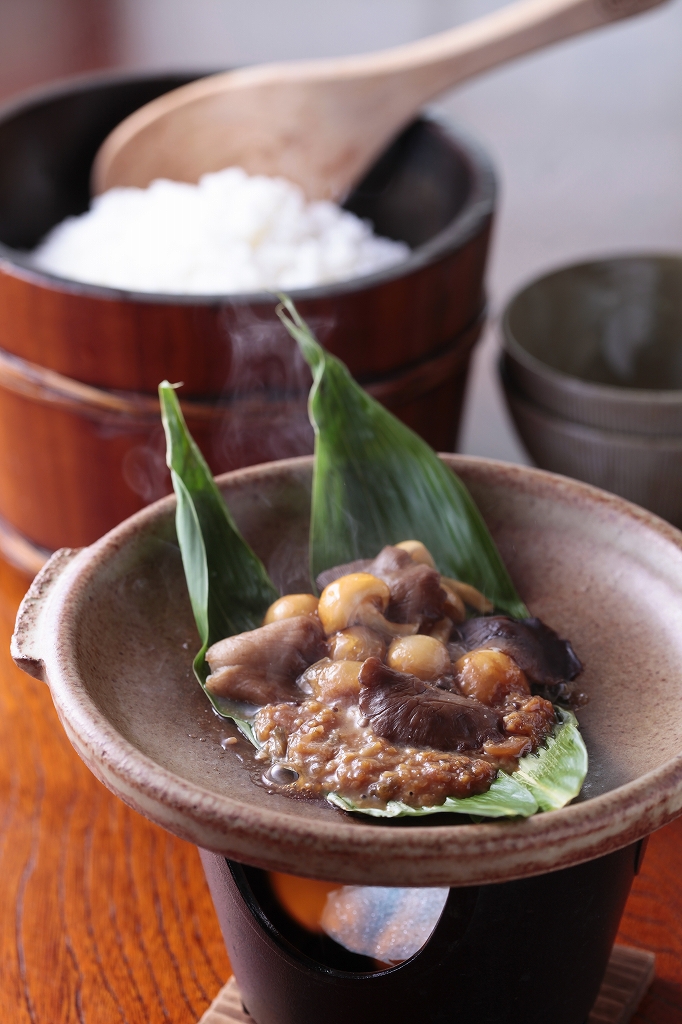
<box><xmin>450</xmin><ymin>616</ymin><xmax>582</xmax><ymax>693</ymax></box>
<box><xmin>358</xmin><ymin>657</ymin><xmax>504</xmax><ymax>752</ymax></box>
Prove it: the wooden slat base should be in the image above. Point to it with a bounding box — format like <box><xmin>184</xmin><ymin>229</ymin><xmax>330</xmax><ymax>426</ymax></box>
<box><xmin>588</xmin><ymin>946</ymin><xmax>656</xmax><ymax>1024</ymax></box>
<box><xmin>199</xmin><ymin>944</ymin><xmax>655</xmax><ymax>1024</ymax></box>
<box><xmin>199</xmin><ymin>977</ymin><xmax>250</xmax><ymax>1024</ymax></box>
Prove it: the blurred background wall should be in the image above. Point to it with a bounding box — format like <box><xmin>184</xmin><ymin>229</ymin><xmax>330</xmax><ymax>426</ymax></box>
<box><xmin>1</xmin><ymin>0</ymin><xmax>680</xmax><ymax>462</ymax></box>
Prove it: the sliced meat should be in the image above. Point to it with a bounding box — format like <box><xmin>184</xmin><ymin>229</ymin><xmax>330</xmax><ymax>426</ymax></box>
<box><xmin>206</xmin><ymin>615</ymin><xmax>327</xmax><ymax>704</ymax></box>
<box><xmin>449</xmin><ymin>616</ymin><xmax>582</xmax><ymax>696</ymax></box>
<box><xmin>358</xmin><ymin>657</ymin><xmax>503</xmax><ymax>752</ymax></box>
<box><xmin>317</xmin><ymin>546</ymin><xmax>446</xmax><ymax>627</ymax></box>
<box><xmin>368</xmin><ymin>546</ymin><xmax>446</xmax><ymax>625</ymax></box>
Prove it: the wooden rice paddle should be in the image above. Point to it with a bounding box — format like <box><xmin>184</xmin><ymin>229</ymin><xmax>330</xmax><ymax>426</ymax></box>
<box><xmin>93</xmin><ymin>0</ymin><xmax>666</xmax><ymax>200</ymax></box>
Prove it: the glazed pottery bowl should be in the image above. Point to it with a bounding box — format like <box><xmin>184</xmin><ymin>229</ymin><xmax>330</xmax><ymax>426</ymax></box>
<box><xmin>500</xmin><ymin>256</ymin><xmax>682</xmax><ymax>525</ymax></box>
<box><xmin>0</xmin><ymin>71</ymin><xmax>495</xmax><ymax>559</ymax></box>
<box><xmin>12</xmin><ymin>454</ymin><xmax>682</xmax><ymax>887</ymax></box>
<box><xmin>501</xmin><ymin>254</ymin><xmax>682</xmax><ymax>433</ymax></box>
<box><xmin>502</xmin><ymin>374</ymin><xmax>682</xmax><ymax>528</ymax></box>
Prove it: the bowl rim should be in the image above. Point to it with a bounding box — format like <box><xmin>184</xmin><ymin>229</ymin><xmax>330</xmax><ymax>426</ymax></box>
<box><xmin>0</xmin><ymin>69</ymin><xmax>495</xmax><ymax>306</ymax></box>
<box><xmin>501</xmin><ymin>252</ymin><xmax>682</xmax><ymax>405</ymax></box>
<box><xmin>501</xmin><ymin>363</ymin><xmax>682</xmax><ymax>446</ymax></box>
<box><xmin>17</xmin><ymin>453</ymin><xmax>682</xmax><ymax>886</ymax></box>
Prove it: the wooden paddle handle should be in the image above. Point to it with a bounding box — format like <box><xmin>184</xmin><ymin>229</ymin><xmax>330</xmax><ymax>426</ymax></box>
<box><xmin>330</xmin><ymin>0</ymin><xmax>668</xmax><ymax>101</ymax></box>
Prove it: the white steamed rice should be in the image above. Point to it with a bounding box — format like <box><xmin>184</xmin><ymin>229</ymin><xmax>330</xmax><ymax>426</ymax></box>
<box><xmin>32</xmin><ymin>166</ymin><xmax>410</xmax><ymax>294</ymax></box>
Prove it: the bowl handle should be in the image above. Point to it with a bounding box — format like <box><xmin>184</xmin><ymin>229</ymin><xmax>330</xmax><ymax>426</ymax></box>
<box><xmin>11</xmin><ymin>547</ymin><xmax>83</xmax><ymax>681</ymax></box>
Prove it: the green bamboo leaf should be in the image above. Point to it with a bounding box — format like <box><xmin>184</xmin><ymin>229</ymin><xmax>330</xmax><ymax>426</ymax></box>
<box><xmin>159</xmin><ymin>382</ymin><xmax>279</xmax><ymax>715</ymax></box>
<box><xmin>276</xmin><ymin>296</ymin><xmax>527</xmax><ymax>617</ymax></box>
<box><xmin>514</xmin><ymin>708</ymin><xmax>588</xmax><ymax>811</ymax></box>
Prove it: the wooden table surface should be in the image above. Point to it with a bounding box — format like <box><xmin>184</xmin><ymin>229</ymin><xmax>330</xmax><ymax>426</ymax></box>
<box><xmin>0</xmin><ymin>551</ymin><xmax>680</xmax><ymax>1024</ymax></box>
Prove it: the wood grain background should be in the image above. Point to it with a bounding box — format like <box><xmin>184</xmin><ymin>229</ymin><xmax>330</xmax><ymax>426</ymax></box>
<box><xmin>0</xmin><ymin>557</ymin><xmax>230</xmax><ymax>1024</ymax></box>
<box><xmin>0</xmin><ymin>552</ymin><xmax>680</xmax><ymax>1023</ymax></box>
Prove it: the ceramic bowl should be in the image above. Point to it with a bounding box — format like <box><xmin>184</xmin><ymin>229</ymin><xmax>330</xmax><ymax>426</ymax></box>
<box><xmin>12</xmin><ymin>455</ymin><xmax>682</xmax><ymax>886</ymax></box>
<box><xmin>502</xmin><ymin>255</ymin><xmax>682</xmax><ymax>434</ymax></box>
<box><xmin>502</xmin><ymin>372</ymin><xmax>682</xmax><ymax>528</ymax></box>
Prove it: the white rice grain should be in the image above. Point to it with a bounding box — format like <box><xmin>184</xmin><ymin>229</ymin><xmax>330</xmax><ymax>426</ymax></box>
<box><xmin>32</xmin><ymin>167</ymin><xmax>410</xmax><ymax>294</ymax></box>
